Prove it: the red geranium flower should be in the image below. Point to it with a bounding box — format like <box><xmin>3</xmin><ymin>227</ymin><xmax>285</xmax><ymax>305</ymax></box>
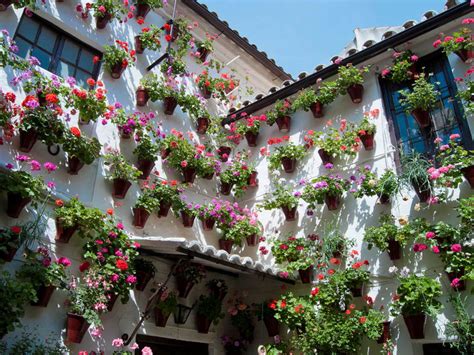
<box><xmin>79</xmin><ymin>261</ymin><xmax>90</xmax><ymax>272</ymax></box>
<box><xmin>87</xmin><ymin>78</ymin><xmax>96</xmax><ymax>87</ymax></box>
<box><xmin>116</xmin><ymin>259</ymin><xmax>128</xmax><ymax>271</ymax></box>
<box><xmin>70</xmin><ymin>127</ymin><xmax>81</xmax><ymax>138</ymax></box>
<box><xmin>165</xmin><ymin>34</ymin><xmax>172</xmax><ymax>42</ymax></box>
<box><xmin>55</xmin><ymin>199</ymin><xmax>64</xmax><ymax>207</ymax></box>
<box><xmin>10</xmin><ymin>226</ymin><xmax>22</xmax><ymax>234</ymax></box>
<box><xmin>45</xmin><ymin>93</ymin><xmax>58</xmax><ymax>104</ymax></box>
<box><xmin>93</xmin><ymin>56</ymin><xmax>100</xmax><ymax>64</ymax></box>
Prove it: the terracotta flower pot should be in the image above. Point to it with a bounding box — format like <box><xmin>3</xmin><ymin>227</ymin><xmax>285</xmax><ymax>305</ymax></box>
<box><xmin>347</xmin><ymin>84</ymin><xmax>364</xmax><ymax>104</ymax></box>
<box><xmin>135</xmin><ymin>270</ymin><xmax>153</xmax><ymax>291</ymax></box>
<box><xmin>135</xmin><ymin>35</ymin><xmax>144</xmax><ymax>54</ymax></box>
<box><xmin>310</xmin><ymin>102</ymin><xmax>324</xmax><ymax>118</ymax></box>
<box><xmin>137</xmin><ymin>159</ymin><xmax>155</xmax><ymax>180</ymax></box>
<box><xmin>196</xmin><ymin>314</ymin><xmax>212</xmax><ymax>334</ymax></box>
<box><xmin>403</xmin><ymin>314</ymin><xmax>426</xmax><ymax>339</ymax></box>
<box><xmin>201</xmin><ymin>86</ymin><xmax>212</xmax><ymax>99</ymax></box>
<box><xmin>378</xmin><ymin>193</ymin><xmax>390</xmax><ymax>204</ymax></box>
<box><xmin>198</xmin><ymin>47</ymin><xmax>210</xmax><ymax>62</ymax></box>
<box><xmin>275</xmin><ymin>115</ymin><xmax>291</xmax><ymax>132</ymax></box>
<box><xmin>411</xmin><ymin>109</ymin><xmax>431</xmax><ymax>128</ymax></box>
<box><xmin>318</xmin><ymin>149</ymin><xmax>332</xmax><ymax>165</ymax></box>
<box><xmin>217</xmin><ymin>146</ymin><xmax>231</xmax><ymax>162</ymax></box>
<box><xmin>220</xmin><ymin>182</ymin><xmax>233</xmax><ymax>195</ymax></box>
<box><xmin>55</xmin><ymin>218</ymin><xmax>78</xmax><ymax>243</ymax></box>
<box><xmin>281</xmin><ymin>157</ymin><xmax>296</xmax><ymax>173</ymax></box>
<box><xmin>19</xmin><ymin>128</ymin><xmax>38</xmax><ymax>152</ymax></box>
<box><xmin>202</xmin><ymin>172</ymin><xmax>214</xmax><ymax>180</ymax></box>
<box><xmin>6</xmin><ymin>192</ymin><xmax>31</xmax><ymax>218</ymax></box>
<box><xmin>176</xmin><ymin>275</ymin><xmax>194</xmax><ymax>298</ymax></box>
<box><xmin>412</xmin><ymin>181</ymin><xmax>431</xmax><ymax>203</ymax></box>
<box><xmin>31</xmin><ymin>285</ymin><xmax>55</xmax><ymax>307</ymax></box>
<box><xmin>281</xmin><ymin>205</ymin><xmax>297</xmax><ymax>221</ymax></box>
<box><xmin>242</xmin><ymin>131</ymin><xmax>258</xmax><ymax>147</ymax></box>
<box><xmin>67</xmin><ymin>156</ymin><xmax>85</xmax><ymax>175</ymax></box>
<box><xmin>112</xmin><ymin>178</ymin><xmax>132</xmax><ymax>199</ymax></box>
<box><xmin>209</xmin><ymin>287</ymin><xmax>227</xmax><ymax>302</ymax></box>
<box><xmin>247</xmin><ymin>171</ymin><xmax>258</xmax><ymax>187</ymax></box>
<box><xmin>106</xmin><ymin>293</ymin><xmax>118</xmax><ymax>312</ymax></box>
<box><xmin>359</xmin><ymin>132</ymin><xmax>375</xmax><ymax>151</ymax></box>
<box><xmin>298</xmin><ymin>265</ymin><xmax>314</xmax><ymax>284</ymax></box>
<box><xmin>219</xmin><ymin>239</ymin><xmax>234</xmax><ymax>253</ymax></box>
<box><xmin>455</xmin><ymin>49</ymin><xmax>474</xmax><ymax>63</ymax></box>
<box><xmin>324</xmin><ymin>194</ymin><xmax>341</xmax><ymax>210</ymax></box>
<box><xmin>446</xmin><ymin>270</ymin><xmax>466</xmax><ymax>291</ymax></box>
<box><xmin>0</xmin><ymin>0</ymin><xmax>13</xmax><ymax>11</ymax></box>
<box><xmin>66</xmin><ymin>313</ymin><xmax>90</xmax><ymax>343</ymax></box>
<box><xmin>182</xmin><ymin>166</ymin><xmax>197</xmax><ymax>183</ymax></box>
<box><xmin>181</xmin><ymin>211</ymin><xmax>195</xmax><ymax>227</ymax></box>
<box><xmin>461</xmin><ymin>165</ymin><xmax>474</xmax><ymax>188</ymax></box>
<box><xmin>135</xmin><ymin>3</ymin><xmax>151</xmax><ymax>19</ymax></box>
<box><xmin>163</xmin><ymin>96</ymin><xmax>178</xmax><ymax>115</ymax></box>
<box><xmin>263</xmin><ymin>315</ymin><xmax>280</xmax><ymax>337</ymax></box>
<box><xmin>246</xmin><ymin>234</ymin><xmax>258</xmax><ymax>246</ymax></box>
<box><xmin>350</xmin><ymin>283</ymin><xmax>363</xmax><ymax>297</ymax></box>
<box><xmin>96</xmin><ymin>12</ymin><xmax>112</xmax><ymax>29</ymax></box>
<box><xmin>154</xmin><ymin>308</ymin><xmax>171</xmax><ymax>327</ymax></box>
<box><xmin>133</xmin><ymin>207</ymin><xmax>150</xmax><ymax>229</ymax></box>
<box><xmin>165</xmin><ymin>23</ymin><xmax>180</xmax><ymax>42</ymax></box>
<box><xmin>387</xmin><ymin>239</ymin><xmax>401</xmax><ymax>260</ymax></box>
<box><xmin>136</xmin><ymin>86</ymin><xmax>149</xmax><ymax>107</ymax></box>
<box><xmin>110</xmin><ymin>62</ymin><xmax>126</xmax><ymax>79</ymax></box>
<box><xmin>0</xmin><ymin>244</ymin><xmax>17</xmax><ymax>262</ymax></box>
<box><xmin>196</xmin><ymin>116</ymin><xmax>210</xmax><ymax>134</ymax></box>
<box><xmin>161</xmin><ymin>148</ymin><xmax>171</xmax><ymax>160</ymax></box>
<box><xmin>158</xmin><ymin>201</ymin><xmax>171</xmax><ymax>217</ymax></box>
<box><xmin>202</xmin><ymin>217</ymin><xmax>216</xmax><ymax>231</ymax></box>
<box><xmin>377</xmin><ymin>321</ymin><xmax>391</xmax><ymax>344</ymax></box>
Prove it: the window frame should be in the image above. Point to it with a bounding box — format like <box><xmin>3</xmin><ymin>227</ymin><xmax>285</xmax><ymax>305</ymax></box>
<box><xmin>13</xmin><ymin>12</ymin><xmax>102</xmax><ymax>83</ymax></box>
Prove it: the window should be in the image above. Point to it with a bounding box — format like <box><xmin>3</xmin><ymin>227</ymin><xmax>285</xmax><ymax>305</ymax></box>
<box><xmin>13</xmin><ymin>14</ymin><xmax>101</xmax><ymax>87</ymax></box>
<box><xmin>380</xmin><ymin>50</ymin><xmax>472</xmax><ymax>157</ymax></box>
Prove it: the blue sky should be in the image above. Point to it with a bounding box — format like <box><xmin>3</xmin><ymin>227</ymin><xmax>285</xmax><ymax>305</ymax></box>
<box><xmin>200</xmin><ymin>0</ymin><xmax>449</xmax><ymax>78</ymax></box>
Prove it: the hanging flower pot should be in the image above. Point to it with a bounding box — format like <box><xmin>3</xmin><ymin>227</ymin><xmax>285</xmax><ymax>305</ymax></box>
<box><xmin>310</xmin><ymin>102</ymin><xmax>324</xmax><ymax>118</ymax></box>
<box><xmin>263</xmin><ymin>315</ymin><xmax>280</xmax><ymax>337</ymax></box>
<box><xmin>133</xmin><ymin>207</ymin><xmax>150</xmax><ymax>229</ymax></box>
<box><xmin>161</xmin><ymin>148</ymin><xmax>171</xmax><ymax>160</ymax></box>
<box><xmin>455</xmin><ymin>49</ymin><xmax>474</xmax><ymax>63</ymax></box>
<box><xmin>135</xmin><ymin>3</ymin><xmax>151</xmax><ymax>19</ymax></box>
<box><xmin>19</xmin><ymin>128</ymin><xmax>38</xmax><ymax>152</ymax></box>
<box><xmin>219</xmin><ymin>239</ymin><xmax>234</xmax><ymax>253</ymax></box>
<box><xmin>411</xmin><ymin>109</ymin><xmax>431</xmax><ymax>128</ymax></box>
<box><xmin>181</xmin><ymin>211</ymin><xmax>195</xmax><ymax>227</ymax></box>
<box><xmin>217</xmin><ymin>146</ymin><xmax>231</xmax><ymax>162</ymax></box>
<box><xmin>0</xmin><ymin>0</ymin><xmax>14</xmax><ymax>11</ymax></box>
<box><xmin>202</xmin><ymin>217</ymin><xmax>216</xmax><ymax>231</ymax></box>
<box><xmin>158</xmin><ymin>201</ymin><xmax>171</xmax><ymax>217</ymax></box>
<box><xmin>403</xmin><ymin>314</ymin><xmax>426</xmax><ymax>339</ymax></box>
<box><xmin>275</xmin><ymin>115</ymin><xmax>291</xmax><ymax>132</ymax></box>
<box><xmin>350</xmin><ymin>282</ymin><xmax>363</xmax><ymax>297</ymax></box>
<box><xmin>203</xmin><ymin>172</ymin><xmax>214</xmax><ymax>180</ymax></box>
<box><xmin>408</xmin><ymin>65</ymin><xmax>419</xmax><ymax>81</ymax></box>
<box><xmin>31</xmin><ymin>285</ymin><xmax>56</xmax><ymax>307</ymax></box>
<box><xmin>182</xmin><ymin>166</ymin><xmax>197</xmax><ymax>184</ymax></box>
<box><xmin>112</xmin><ymin>178</ymin><xmax>132</xmax><ymax>199</ymax></box>
<box><xmin>176</xmin><ymin>275</ymin><xmax>195</xmax><ymax>298</ymax></box>
<box><xmin>196</xmin><ymin>116</ymin><xmax>210</xmax><ymax>134</ymax></box>
<box><xmin>67</xmin><ymin>156</ymin><xmax>85</xmax><ymax>175</ymax></box>
<box><xmin>166</xmin><ymin>23</ymin><xmax>180</xmax><ymax>42</ymax></box>
<box><xmin>281</xmin><ymin>157</ymin><xmax>296</xmax><ymax>173</ymax></box>
<box><xmin>6</xmin><ymin>192</ymin><xmax>31</xmax><ymax>218</ymax></box>
<box><xmin>136</xmin><ymin>86</ymin><xmax>149</xmax><ymax>107</ymax></box>
<box><xmin>244</xmin><ymin>131</ymin><xmax>259</xmax><ymax>147</ymax></box>
<box><xmin>0</xmin><ymin>245</ymin><xmax>17</xmax><ymax>262</ymax></box>
<box><xmin>110</xmin><ymin>62</ymin><xmax>126</xmax><ymax>79</ymax></box>
<box><xmin>209</xmin><ymin>287</ymin><xmax>227</xmax><ymax>302</ymax></box>
<box><xmin>196</xmin><ymin>314</ymin><xmax>212</xmax><ymax>334</ymax></box>
<box><xmin>66</xmin><ymin>313</ymin><xmax>90</xmax><ymax>343</ymax></box>
<box><xmin>247</xmin><ymin>171</ymin><xmax>258</xmax><ymax>187</ymax></box>
<box><xmin>135</xmin><ymin>270</ymin><xmax>154</xmax><ymax>291</ymax></box>
<box><xmin>377</xmin><ymin>321</ymin><xmax>391</xmax><ymax>344</ymax></box>
<box><xmin>246</xmin><ymin>234</ymin><xmax>258</xmax><ymax>246</ymax></box>
<box><xmin>446</xmin><ymin>270</ymin><xmax>466</xmax><ymax>291</ymax></box>
<box><xmin>347</xmin><ymin>84</ymin><xmax>364</xmax><ymax>104</ymax></box>
<box><xmin>412</xmin><ymin>181</ymin><xmax>431</xmax><ymax>203</ymax></box>
<box><xmin>198</xmin><ymin>48</ymin><xmax>210</xmax><ymax>62</ymax></box>
<box><xmin>96</xmin><ymin>12</ymin><xmax>112</xmax><ymax>30</ymax></box>
<box><xmin>154</xmin><ymin>308</ymin><xmax>171</xmax><ymax>327</ymax></box>
<box><xmin>298</xmin><ymin>265</ymin><xmax>314</xmax><ymax>284</ymax></box>
<box><xmin>324</xmin><ymin>194</ymin><xmax>341</xmax><ymax>211</ymax></box>
<box><xmin>55</xmin><ymin>218</ymin><xmax>78</xmax><ymax>243</ymax></box>
<box><xmin>318</xmin><ymin>149</ymin><xmax>332</xmax><ymax>165</ymax></box>
<box><xmin>134</xmin><ymin>35</ymin><xmax>144</xmax><ymax>54</ymax></box>
<box><xmin>106</xmin><ymin>293</ymin><xmax>118</xmax><ymax>312</ymax></box>
<box><xmin>461</xmin><ymin>165</ymin><xmax>474</xmax><ymax>188</ymax></box>
<box><xmin>378</xmin><ymin>193</ymin><xmax>390</xmax><ymax>204</ymax></box>
<box><xmin>201</xmin><ymin>86</ymin><xmax>212</xmax><ymax>99</ymax></box>
<box><xmin>387</xmin><ymin>239</ymin><xmax>401</xmax><ymax>260</ymax></box>
<box><xmin>136</xmin><ymin>159</ymin><xmax>155</xmax><ymax>180</ymax></box>
<box><xmin>220</xmin><ymin>182</ymin><xmax>233</xmax><ymax>195</ymax></box>
<box><xmin>163</xmin><ymin>96</ymin><xmax>178</xmax><ymax>115</ymax></box>
<box><xmin>281</xmin><ymin>205</ymin><xmax>297</xmax><ymax>221</ymax></box>
<box><xmin>359</xmin><ymin>132</ymin><xmax>375</xmax><ymax>151</ymax></box>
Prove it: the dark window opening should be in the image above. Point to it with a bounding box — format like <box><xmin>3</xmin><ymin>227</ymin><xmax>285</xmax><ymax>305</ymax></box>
<box><xmin>423</xmin><ymin>343</ymin><xmax>461</xmax><ymax>355</ymax></box>
<box><xmin>136</xmin><ymin>334</ymin><xmax>209</xmax><ymax>355</ymax></box>
<box><xmin>13</xmin><ymin>13</ymin><xmax>101</xmax><ymax>87</ymax></box>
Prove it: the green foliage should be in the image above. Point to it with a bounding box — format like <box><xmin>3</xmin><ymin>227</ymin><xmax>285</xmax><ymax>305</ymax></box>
<box><xmin>196</xmin><ymin>295</ymin><xmax>224</xmax><ymax>325</ymax></box>
<box><xmin>292</xmin><ymin>89</ymin><xmax>317</xmax><ymax>111</ymax></box>
<box><xmin>445</xmin><ymin>295</ymin><xmax>474</xmax><ymax>354</ymax></box>
<box><xmin>91</xmin><ymin>0</ymin><xmax>127</xmax><ymax>19</ymax></box>
<box><xmin>397</xmin><ymin>217</ymin><xmax>429</xmax><ymax>245</ymax></box>
<box><xmin>133</xmin><ymin>257</ymin><xmax>156</xmax><ymax>275</ymax></box>
<box><xmin>456</xmin><ymin>196</ymin><xmax>474</xmax><ymax>231</ymax></box>
<box><xmin>16</xmin><ymin>250</ymin><xmax>69</xmax><ymax>289</ymax></box>
<box><xmin>20</xmin><ymin>108</ymin><xmax>66</xmax><ymax>146</ymax></box>
<box><xmin>399</xmin><ymin>73</ymin><xmax>440</xmax><ymax>112</ymax></box>
<box><xmin>219</xmin><ymin>155</ymin><xmax>253</xmax><ymax>197</ymax></box>
<box><xmin>382</xmin><ymin>50</ymin><xmax>418</xmax><ymax>83</ymax></box>
<box><xmin>62</xmin><ymin>130</ymin><xmax>101</xmax><ymax>165</ymax></box>
<box><xmin>438</xmin><ymin>27</ymin><xmax>473</xmax><ymax>56</ymax></box>
<box><xmin>222</xmin><ymin>218</ymin><xmax>260</xmax><ymax>244</ymax></box>
<box><xmin>266</xmin><ymin>99</ymin><xmax>294</xmax><ymax>126</ymax></box>
<box><xmin>151</xmin><ymin>180</ymin><xmax>180</xmax><ymax>204</ymax></box>
<box><xmin>137</xmin><ymin>25</ymin><xmax>163</xmax><ymax>51</ymax></box>
<box><xmin>155</xmin><ymin>288</ymin><xmax>178</xmax><ymax>315</ymax></box>
<box><xmin>353</xmin><ymin>167</ymin><xmax>399</xmax><ymax>199</ymax></box>
<box><xmin>103</xmin><ymin>151</ymin><xmax>141</xmax><ymax>181</ymax></box>
<box><xmin>0</xmin><ymin>170</ymin><xmax>44</xmax><ymax>200</ymax></box>
<box><xmin>173</xmin><ymin>261</ymin><xmax>206</xmax><ymax>284</ymax></box>
<box><xmin>161</xmin><ymin>52</ymin><xmax>187</xmax><ymax>76</ymax></box>
<box><xmin>336</xmin><ymin>64</ymin><xmax>369</xmax><ymax>90</ymax></box>
<box><xmin>259</xmin><ymin>185</ymin><xmax>300</xmax><ymax>210</ymax></box>
<box><xmin>0</xmin><ymin>226</ymin><xmax>25</xmax><ymax>259</ymax></box>
<box><xmin>134</xmin><ymin>188</ymin><xmax>160</xmax><ymax>213</ymax></box>
<box><xmin>273</xmin><ymin>292</ymin><xmax>310</xmax><ymax>331</ymax></box>
<box><xmin>364</xmin><ymin>214</ymin><xmax>400</xmax><ymax>252</ymax></box>
<box><xmin>133</xmin><ymin>134</ymin><xmax>159</xmax><ymax>162</ymax></box>
<box><xmin>103</xmin><ymin>43</ymin><xmax>135</xmax><ymax>72</ymax></box>
<box><xmin>271</xmin><ymin>235</ymin><xmax>308</xmax><ymax>265</ymax></box>
<box><xmin>435</xmin><ymin>139</ymin><xmax>474</xmax><ymax>188</ymax></box>
<box><xmin>136</xmin><ymin>0</ymin><xmax>163</xmax><ymax>9</ymax></box>
<box><xmin>400</xmin><ymin>152</ymin><xmax>432</xmax><ymax>194</ymax></box>
<box><xmin>305</xmin><ymin>121</ymin><xmax>360</xmax><ymax>158</ymax></box>
<box><xmin>356</xmin><ymin>113</ymin><xmax>377</xmax><ymax>135</ymax></box>
<box><xmin>268</xmin><ymin>142</ymin><xmax>306</xmax><ymax>171</ymax></box>
<box><xmin>0</xmin><ymin>328</ymin><xmax>68</xmax><ymax>355</ymax></box>
<box><xmin>301</xmin><ymin>175</ymin><xmax>349</xmax><ymax>208</ymax></box>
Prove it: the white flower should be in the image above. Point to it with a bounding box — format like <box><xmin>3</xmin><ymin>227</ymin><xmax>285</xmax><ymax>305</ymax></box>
<box><xmin>388</xmin><ymin>266</ymin><xmax>398</xmax><ymax>274</ymax></box>
<box><xmin>414</xmin><ymin>203</ymin><xmax>421</xmax><ymax>211</ymax></box>
<box><xmin>400</xmin><ymin>267</ymin><xmax>410</xmax><ymax>277</ymax></box>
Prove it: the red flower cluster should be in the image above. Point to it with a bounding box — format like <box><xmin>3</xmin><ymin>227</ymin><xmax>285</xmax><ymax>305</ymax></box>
<box><xmin>10</xmin><ymin>226</ymin><xmax>21</xmax><ymax>234</ymax></box>
<box><xmin>70</xmin><ymin>127</ymin><xmax>81</xmax><ymax>138</ymax></box>
<box><xmin>351</xmin><ymin>260</ymin><xmax>369</xmax><ymax>269</ymax></box>
<box><xmin>116</xmin><ymin>259</ymin><xmax>128</xmax><ymax>271</ymax></box>
<box><xmin>267</xmin><ymin>135</ymin><xmax>289</xmax><ymax>145</ymax></box>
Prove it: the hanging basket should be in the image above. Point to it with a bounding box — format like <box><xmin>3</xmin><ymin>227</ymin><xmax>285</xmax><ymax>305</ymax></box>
<box><xmin>217</xmin><ymin>146</ymin><xmax>231</xmax><ymax>162</ymax></box>
<box><xmin>281</xmin><ymin>157</ymin><xmax>296</xmax><ymax>173</ymax></box>
<box><xmin>324</xmin><ymin>194</ymin><xmax>341</xmax><ymax>211</ymax></box>
<box><xmin>133</xmin><ymin>207</ymin><xmax>150</xmax><ymax>229</ymax></box>
<box><xmin>202</xmin><ymin>217</ymin><xmax>216</xmax><ymax>231</ymax></box>
<box><xmin>136</xmin><ymin>158</ymin><xmax>155</xmax><ymax>180</ymax></box>
<box><xmin>135</xmin><ymin>3</ymin><xmax>151</xmax><ymax>19</ymax></box>
<box><xmin>411</xmin><ymin>109</ymin><xmax>431</xmax><ymax>128</ymax></box>
<box><xmin>387</xmin><ymin>239</ymin><xmax>401</xmax><ymax>260</ymax></box>
<box><xmin>281</xmin><ymin>205</ymin><xmax>297</xmax><ymax>221</ymax></box>
<box><xmin>31</xmin><ymin>285</ymin><xmax>56</xmax><ymax>307</ymax></box>
<box><xmin>176</xmin><ymin>275</ymin><xmax>195</xmax><ymax>298</ymax></box>
<box><xmin>6</xmin><ymin>192</ymin><xmax>31</xmax><ymax>218</ymax></box>
<box><xmin>182</xmin><ymin>167</ymin><xmax>197</xmax><ymax>184</ymax></box>
<box><xmin>181</xmin><ymin>211</ymin><xmax>195</xmax><ymax>227</ymax></box>
<box><xmin>19</xmin><ymin>128</ymin><xmax>38</xmax><ymax>152</ymax></box>
<box><xmin>275</xmin><ymin>115</ymin><xmax>291</xmax><ymax>132</ymax></box>
<box><xmin>263</xmin><ymin>315</ymin><xmax>280</xmax><ymax>337</ymax></box>
<box><xmin>298</xmin><ymin>265</ymin><xmax>314</xmax><ymax>284</ymax></box>
<box><xmin>350</xmin><ymin>282</ymin><xmax>363</xmax><ymax>297</ymax></box>
<box><xmin>455</xmin><ymin>49</ymin><xmax>474</xmax><ymax>63</ymax></box>
<box><xmin>134</xmin><ymin>35</ymin><xmax>144</xmax><ymax>54</ymax></box>
<box><xmin>106</xmin><ymin>293</ymin><xmax>118</xmax><ymax>312</ymax></box>
<box><xmin>247</xmin><ymin>171</ymin><xmax>258</xmax><ymax>187</ymax></box>
<box><xmin>359</xmin><ymin>132</ymin><xmax>375</xmax><ymax>151</ymax></box>
<box><xmin>163</xmin><ymin>96</ymin><xmax>178</xmax><ymax>115</ymax></box>
<box><xmin>55</xmin><ymin>218</ymin><xmax>78</xmax><ymax>243</ymax></box>
<box><xmin>403</xmin><ymin>314</ymin><xmax>426</xmax><ymax>339</ymax></box>
<box><xmin>347</xmin><ymin>84</ymin><xmax>364</xmax><ymax>103</ymax></box>
<box><xmin>412</xmin><ymin>181</ymin><xmax>431</xmax><ymax>203</ymax></box>
<box><xmin>201</xmin><ymin>86</ymin><xmax>212</xmax><ymax>99</ymax></box>
<box><xmin>244</xmin><ymin>131</ymin><xmax>259</xmax><ymax>147</ymax></box>
<box><xmin>378</xmin><ymin>193</ymin><xmax>390</xmax><ymax>204</ymax></box>
<box><xmin>446</xmin><ymin>270</ymin><xmax>466</xmax><ymax>291</ymax></box>
<box><xmin>109</xmin><ymin>62</ymin><xmax>126</xmax><ymax>79</ymax></box>
<box><xmin>158</xmin><ymin>201</ymin><xmax>171</xmax><ymax>217</ymax></box>
<box><xmin>198</xmin><ymin>47</ymin><xmax>210</xmax><ymax>62</ymax></box>
<box><xmin>0</xmin><ymin>245</ymin><xmax>17</xmax><ymax>262</ymax></box>
<box><xmin>136</xmin><ymin>86</ymin><xmax>149</xmax><ymax>107</ymax></box>
<box><xmin>220</xmin><ymin>182</ymin><xmax>233</xmax><ymax>195</ymax></box>
<box><xmin>0</xmin><ymin>0</ymin><xmax>14</xmax><ymax>11</ymax></box>
<box><xmin>154</xmin><ymin>308</ymin><xmax>171</xmax><ymax>327</ymax></box>
<box><xmin>196</xmin><ymin>116</ymin><xmax>210</xmax><ymax>134</ymax></box>
<box><xmin>67</xmin><ymin>156</ymin><xmax>85</xmax><ymax>175</ymax></box>
<box><xmin>112</xmin><ymin>178</ymin><xmax>132</xmax><ymax>199</ymax></box>
<box><xmin>196</xmin><ymin>314</ymin><xmax>212</xmax><ymax>334</ymax></box>
<box><xmin>246</xmin><ymin>234</ymin><xmax>258</xmax><ymax>246</ymax></box>
<box><xmin>219</xmin><ymin>239</ymin><xmax>234</xmax><ymax>253</ymax></box>
<box><xmin>310</xmin><ymin>102</ymin><xmax>324</xmax><ymax>118</ymax></box>
<box><xmin>96</xmin><ymin>12</ymin><xmax>112</xmax><ymax>29</ymax></box>
<box><xmin>377</xmin><ymin>321</ymin><xmax>391</xmax><ymax>344</ymax></box>
<box><xmin>318</xmin><ymin>149</ymin><xmax>332</xmax><ymax>165</ymax></box>
<box><xmin>66</xmin><ymin>313</ymin><xmax>90</xmax><ymax>344</ymax></box>
<box><xmin>135</xmin><ymin>270</ymin><xmax>154</xmax><ymax>291</ymax></box>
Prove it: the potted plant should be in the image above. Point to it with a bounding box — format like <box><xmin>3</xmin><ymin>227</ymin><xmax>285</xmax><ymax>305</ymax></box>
<box><xmin>302</xmin><ymin>175</ymin><xmax>350</xmax><ymax>210</ymax></box>
<box><xmin>135</xmin><ymin>25</ymin><xmax>162</xmax><ymax>54</ymax></box>
<box><xmin>173</xmin><ymin>261</ymin><xmax>206</xmax><ymax>298</ymax></box>
<box><xmin>136</xmin><ymin>75</ymin><xmax>157</xmax><ymax>107</ymax></box>
<box><xmin>272</xmin><ymin>292</ymin><xmax>308</xmax><ymax>333</ymax></box>
<box><xmin>133</xmin><ymin>188</ymin><xmax>159</xmax><ymax>228</ymax></box>
<box><xmin>160</xmin><ymin>51</ymin><xmax>187</xmax><ymax>77</ymax></box>
<box><xmin>0</xmin><ymin>226</ymin><xmax>24</xmax><ymax>262</ymax></box>
<box><xmin>218</xmin><ymin>156</ymin><xmax>253</xmax><ymax>197</ymax></box>
<box><xmin>55</xmin><ymin>197</ymin><xmax>88</xmax><ymax>243</ymax></box>
<box><xmin>352</xmin><ymin>167</ymin><xmax>399</xmax><ymax>204</ymax></box>
<box><xmin>133</xmin><ymin>134</ymin><xmax>159</xmax><ymax>179</ymax></box>
<box><xmin>62</xmin><ymin>127</ymin><xmax>101</xmax><ymax>175</ymax></box>
<box><xmin>381</xmin><ymin>50</ymin><xmax>419</xmax><ymax>83</ymax></box>
<box><xmin>220</xmin><ymin>217</ymin><xmax>260</xmax><ymax>253</ymax></box>
<box><xmin>148</xmin><ymin>76</ymin><xmax>184</xmax><ymax>115</ymax></box>
<box><xmin>435</xmin><ymin>136</ymin><xmax>474</xmax><ymax>188</ymax></box>
<box><xmin>103</xmin><ymin>151</ymin><xmax>141</xmax><ymax>199</ymax></box>
<box><xmin>197</xmin><ymin>203</ymin><xmax>218</xmax><ymax>231</ymax></box>
<box><xmin>266</xmin><ymin>99</ymin><xmax>294</xmax><ymax>132</ymax></box>
<box><xmin>103</xmin><ymin>41</ymin><xmax>136</xmax><ymax>79</ymax></box>
<box><xmin>293</xmin><ymin>81</ymin><xmax>338</xmax><ymax>118</ymax></box>
<box><xmin>221</xmin><ymin>336</ymin><xmax>248</xmax><ymax>355</ymax></box>
<box><xmin>356</xmin><ymin>113</ymin><xmax>377</xmax><ymax>150</ymax></box>
<box><xmin>154</xmin><ymin>288</ymin><xmax>177</xmax><ymax>326</ymax></box>
<box><xmin>268</xmin><ymin>139</ymin><xmax>306</xmax><ymax>173</ymax></box>
<box><xmin>195</xmin><ymin>70</ymin><xmax>215</xmax><ymax>99</ymax></box>
<box><xmin>364</xmin><ymin>214</ymin><xmax>405</xmax><ymax>260</ymax></box>
<box><xmin>194</xmin><ymin>35</ymin><xmax>215</xmax><ymax>62</ymax></box>
<box><xmin>135</xmin><ymin>0</ymin><xmax>163</xmax><ymax>20</ymax></box>
<box><xmin>398</xmin><ymin>73</ymin><xmax>440</xmax><ymax>128</ymax></box>
<box><xmin>336</xmin><ymin>64</ymin><xmax>369</xmax><ymax>103</ymax></box>
<box><xmin>65</xmin><ymin>82</ymin><xmax>108</xmax><ymax>124</ymax></box>
<box><xmin>172</xmin><ymin>197</ymin><xmax>198</xmax><ymax>227</ymax></box>
<box><xmin>445</xmin><ymin>295</ymin><xmax>474</xmax><ymax>354</ymax></box>
<box><xmin>228</xmin><ymin>295</ymin><xmax>255</xmax><ymax>342</ymax></box>
<box><xmin>258</xmin><ymin>300</ymin><xmax>280</xmax><ymax>337</ymax></box>
<box><xmin>260</xmin><ymin>185</ymin><xmax>300</xmax><ymax>221</ymax></box>
<box><xmin>390</xmin><ymin>273</ymin><xmax>442</xmax><ymax>339</ymax></box>
<box><xmin>342</xmin><ymin>261</ymin><xmax>370</xmax><ymax>297</ymax></box>
<box><xmin>133</xmin><ymin>258</ymin><xmax>156</xmax><ymax>291</ymax></box>
<box><xmin>232</xmin><ymin>114</ymin><xmax>267</xmax><ymax>147</ymax></box>
<box><xmin>435</xmin><ymin>27</ymin><xmax>473</xmax><ymax>63</ymax></box>
<box><xmin>195</xmin><ymin>295</ymin><xmax>224</xmax><ymax>334</ymax></box>
<box><xmin>111</xmin><ymin>110</ymin><xmax>152</xmax><ymax>139</ymax></box>
<box><xmin>165</xmin><ymin>137</ymin><xmax>201</xmax><ymax>184</ymax></box>
<box><xmin>152</xmin><ymin>180</ymin><xmax>180</xmax><ymax>217</ymax></box>
<box><xmin>92</xmin><ymin>0</ymin><xmax>127</xmax><ymax>29</ymax></box>
<box><xmin>206</xmin><ymin>279</ymin><xmax>228</xmax><ymax>301</ymax></box>
<box><xmin>400</xmin><ymin>152</ymin><xmax>433</xmax><ymax>203</ymax></box>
